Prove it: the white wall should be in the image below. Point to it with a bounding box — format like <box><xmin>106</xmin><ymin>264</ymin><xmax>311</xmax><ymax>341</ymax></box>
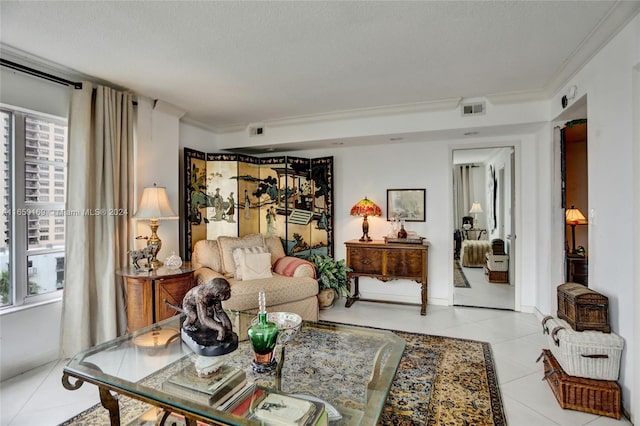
<box><xmin>218</xmin><ymin>99</ymin><xmax>548</xmax><ymax>150</ymax></box>
<box><xmin>134</xmin><ymin>99</ymin><xmax>184</xmax><ymax>262</ymax></box>
<box><xmin>0</xmin><ymin>67</ymin><xmax>71</xmax><ymax>117</ymax></box>
<box><xmin>179</xmin><ymin>122</ymin><xmax>218</xmax><ymax>153</ymax></box>
<box><xmin>549</xmin><ymin>14</ymin><xmax>639</xmax><ymax>419</ymax></box>
<box><xmin>266</xmin><ymin>131</ymin><xmax>538</xmax><ymax>313</ymax></box>
<box><xmin>633</xmin><ymin>61</ymin><xmax>640</xmax><ymax>426</ymax></box>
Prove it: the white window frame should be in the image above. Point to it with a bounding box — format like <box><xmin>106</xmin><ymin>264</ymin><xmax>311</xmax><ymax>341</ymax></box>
<box><xmin>1</xmin><ymin>104</ymin><xmax>67</xmax><ymax>309</ymax></box>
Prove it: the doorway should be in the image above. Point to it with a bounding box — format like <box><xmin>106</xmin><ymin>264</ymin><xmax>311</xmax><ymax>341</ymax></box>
<box><xmin>452</xmin><ymin>147</ymin><xmax>515</xmax><ymax>310</ymax></box>
<box><xmin>562</xmin><ymin>119</ymin><xmax>588</xmax><ymax>285</ymax></box>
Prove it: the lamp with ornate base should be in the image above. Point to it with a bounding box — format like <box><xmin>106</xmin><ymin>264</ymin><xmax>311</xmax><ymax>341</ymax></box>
<box><xmin>134</xmin><ymin>183</ymin><xmax>178</xmax><ymax>269</ymax></box>
<box><xmin>565</xmin><ymin>205</ymin><xmax>587</xmax><ymax>254</ymax></box>
<box><xmin>350</xmin><ymin>197</ymin><xmax>382</xmax><ymax>242</ymax></box>
<box><xmin>469</xmin><ymin>202</ymin><xmax>483</xmax><ymax>226</ymax></box>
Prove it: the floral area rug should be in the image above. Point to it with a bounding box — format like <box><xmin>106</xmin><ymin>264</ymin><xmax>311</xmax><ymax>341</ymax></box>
<box><xmin>454</xmin><ymin>260</ymin><xmax>472</xmax><ymax>288</ymax></box>
<box><xmin>61</xmin><ymin>328</ymin><xmax>505</xmax><ymax>426</ymax></box>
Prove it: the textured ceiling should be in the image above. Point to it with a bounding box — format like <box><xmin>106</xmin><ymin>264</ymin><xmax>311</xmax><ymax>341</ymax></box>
<box><xmin>1</xmin><ymin>1</ymin><xmax>637</xmax><ymax>130</ymax></box>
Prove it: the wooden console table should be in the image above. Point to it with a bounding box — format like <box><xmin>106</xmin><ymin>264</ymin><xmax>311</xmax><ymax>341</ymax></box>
<box><xmin>344</xmin><ymin>240</ymin><xmax>430</xmax><ymax>315</ymax></box>
<box><xmin>118</xmin><ymin>264</ymin><xmax>196</xmax><ymax>332</ymax></box>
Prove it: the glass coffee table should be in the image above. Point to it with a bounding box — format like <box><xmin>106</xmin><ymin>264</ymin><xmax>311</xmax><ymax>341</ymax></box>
<box><xmin>62</xmin><ymin>310</ymin><xmax>405</xmax><ymax>425</ymax></box>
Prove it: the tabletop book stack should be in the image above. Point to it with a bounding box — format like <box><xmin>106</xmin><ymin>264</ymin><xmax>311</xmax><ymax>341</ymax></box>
<box><xmin>162</xmin><ymin>365</ymin><xmax>327</xmax><ymax>425</ymax></box>
<box><xmin>154</xmin><ymin>382</ymin><xmax>327</xmax><ymax>425</ymax></box>
<box><xmin>162</xmin><ymin>363</ymin><xmax>247</xmax><ymax>408</ymax></box>
<box><xmin>242</xmin><ymin>387</ymin><xmax>327</xmax><ymax>426</ymax></box>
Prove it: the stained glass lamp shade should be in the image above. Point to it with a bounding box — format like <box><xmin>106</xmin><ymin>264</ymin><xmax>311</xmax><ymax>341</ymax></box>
<box><xmin>350</xmin><ymin>197</ymin><xmax>382</xmax><ymax>242</ymax></box>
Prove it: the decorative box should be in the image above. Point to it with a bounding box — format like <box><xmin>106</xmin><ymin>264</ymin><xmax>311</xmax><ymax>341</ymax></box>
<box><xmin>541</xmin><ymin>316</ymin><xmax>623</xmax><ymax>380</ymax></box>
<box><xmin>491</xmin><ymin>239</ymin><xmax>505</xmax><ymax>255</ymax></box>
<box><xmin>539</xmin><ymin>349</ymin><xmax>621</xmax><ymax>419</ymax></box>
<box><xmin>557</xmin><ymin>282</ymin><xmax>610</xmax><ymax>333</ymax></box>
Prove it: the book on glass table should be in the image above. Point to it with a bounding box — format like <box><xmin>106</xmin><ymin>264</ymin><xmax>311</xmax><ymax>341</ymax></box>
<box><xmin>244</xmin><ymin>386</ymin><xmax>327</xmax><ymax>426</ymax></box>
<box><xmin>162</xmin><ymin>363</ymin><xmax>246</xmax><ymax>407</ymax></box>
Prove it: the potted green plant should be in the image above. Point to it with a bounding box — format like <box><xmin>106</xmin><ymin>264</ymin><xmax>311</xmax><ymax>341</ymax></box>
<box><xmin>309</xmin><ymin>254</ymin><xmax>352</xmax><ymax>309</ymax></box>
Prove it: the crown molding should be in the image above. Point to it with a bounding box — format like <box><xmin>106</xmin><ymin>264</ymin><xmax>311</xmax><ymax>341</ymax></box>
<box><xmin>153</xmin><ymin>99</ymin><xmax>186</xmax><ymax>119</ymax></box>
<box><xmin>486</xmin><ymin>89</ymin><xmax>549</xmax><ymax>105</ymax></box>
<box><xmin>209</xmin><ymin>97</ymin><xmax>463</xmax><ymax>134</ymax></box>
<box><xmin>0</xmin><ymin>43</ymin><xmax>125</xmax><ymax>91</ymax></box>
<box><xmin>180</xmin><ymin>116</ymin><xmax>221</xmax><ymax>133</ymax></box>
<box><xmin>544</xmin><ymin>1</ymin><xmax>640</xmax><ymax>97</ymax></box>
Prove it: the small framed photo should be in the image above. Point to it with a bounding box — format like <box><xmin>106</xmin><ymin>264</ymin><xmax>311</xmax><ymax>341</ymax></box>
<box><xmin>387</xmin><ymin>189</ymin><xmax>426</xmax><ymax>222</ymax></box>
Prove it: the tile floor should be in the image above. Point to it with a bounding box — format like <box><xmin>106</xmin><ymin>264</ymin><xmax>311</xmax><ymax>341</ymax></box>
<box><xmin>454</xmin><ymin>263</ymin><xmax>515</xmax><ymax>310</ymax></box>
<box><xmin>0</xmin><ymin>303</ymin><xmax>631</xmax><ymax>425</ymax></box>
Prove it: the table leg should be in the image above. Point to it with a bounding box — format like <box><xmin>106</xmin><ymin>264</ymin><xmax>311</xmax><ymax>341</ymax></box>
<box><xmin>345</xmin><ymin>276</ymin><xmax>360</xmax><ymax>308</ymax></box>
<box><xmin>98</xmin><ymin>387</ymin><xmax>121</xmax><ymax>426</ymax></box>
<box><xmin>61</xmin><ymin>371</ymin><xmax>84</xmax><ymax>391</ymax></box>
<box><xmin>156</xmin><ymin>409</ymin><xmax>199</xmax><ymax>426</ymax></box>
<box><xmin>420</xmin><ymin>282</ymin><xmax>427</xmax><ymax>316</ymax></box>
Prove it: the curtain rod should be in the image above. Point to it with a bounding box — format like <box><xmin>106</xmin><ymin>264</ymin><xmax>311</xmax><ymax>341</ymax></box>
<box><xmin>1</xmin><ymin>58</ymin><xmax>82</xmax><ymax>89</ymax></box>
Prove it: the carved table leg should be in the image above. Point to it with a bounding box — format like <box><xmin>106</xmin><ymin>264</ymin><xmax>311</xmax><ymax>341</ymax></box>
<box><xmin>62</xmin><ymin>371</ymin><xmax>84</xmax><ymax>391</ymax></box>
<box><xmin>420</xmin><ymin>282</ymin><xmax>427</xmax><ymax>316</ymax></box>
<box><xmin>345</xmin><ymin>276</ymin><xmax>360</xmax><ymax>308</ymax></box>
<box><xmin>156</xmin><ymin>409</ymin><xmax>197</xmax><ymax>426</ymax></box>
<box><xmin>98</xmin><ymin>387</ymin><xmax>121</xmax><ymax>426</ymax></box>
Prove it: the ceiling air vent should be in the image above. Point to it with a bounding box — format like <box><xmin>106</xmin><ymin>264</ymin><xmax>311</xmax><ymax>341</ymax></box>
<box><xmin>247</xmin><ymin>123</ymin><xmax>265</xmax><ymax>137</ymax></box>
<box><xmin>461</xmin><ymin>102</ymin><xmax>485</xmax><ymax>116</ymax></box>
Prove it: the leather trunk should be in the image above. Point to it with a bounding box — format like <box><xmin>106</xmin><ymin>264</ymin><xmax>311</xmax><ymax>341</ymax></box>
<box><xmin>557</xmin><ymin>282</ymin><xmax>610</xmax><ymax>333</ymax></box>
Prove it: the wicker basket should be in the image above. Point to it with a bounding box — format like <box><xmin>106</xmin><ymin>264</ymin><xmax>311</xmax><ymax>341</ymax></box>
<box><xmin>484</xmin><ymin>266</ymin><xmax>508</xmax><ymax>283</ymax></box>
<box><xmin>486</xmin><ymin>254</ymin><xmax>509</xmax><ymax>271</ymax></box>
<box><xmin>541</xmin><ymin>316</ymin><xmax>623</xmax><ymax>380</ymax></box>
<box><xmin>539</xmin><ymin>349</ymin><xmax>621</xmax><ymax>419</ymax></box>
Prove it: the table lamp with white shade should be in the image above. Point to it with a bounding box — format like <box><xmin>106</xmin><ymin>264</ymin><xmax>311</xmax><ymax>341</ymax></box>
<box><xmin>134</xmin><ymin>183</ymin><xmax>178</xmax><ymax>268</ymax></box>
<box><xmin>469</xmin><ymin>202</ymin><xmax>483</xmax><ymax>227</ymax></box>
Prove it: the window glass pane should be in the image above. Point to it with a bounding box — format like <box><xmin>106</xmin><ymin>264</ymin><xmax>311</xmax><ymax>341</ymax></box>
<box><xmin>0</xmin><ymin>111</ymin><xmax>10</xmax><ymax>306</ymax></box>
<box><xmin>26</xmin><ymin>252</ymin><xmax>64</xmax><ymax>296</ymax></box>
<box><xmin>24</xmin><ymin>116</ymin><xmax>66</xmax><ymax>163</ymax></box>
<box><xmin>27</xmin><ymin>215</ymin><xmax>64</xmax><ymax>250</ymax></box>
<box><xmin>25</xmin><ymin>162</ymin><xmax>66</xmax><ymax>203</ymax></box>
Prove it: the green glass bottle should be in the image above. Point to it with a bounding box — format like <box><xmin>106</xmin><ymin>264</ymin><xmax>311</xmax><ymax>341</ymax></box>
<box><xmin>248</xmin><ymin>290</ymin><xmax>279</xmax><ymax>372</ymax></box>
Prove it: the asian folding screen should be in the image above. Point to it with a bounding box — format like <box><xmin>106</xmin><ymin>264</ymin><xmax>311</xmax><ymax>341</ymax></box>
<box><xmin>184</xmin><ymin>148</ymin><xmax>334</xmax><ymax>261</ymax></box>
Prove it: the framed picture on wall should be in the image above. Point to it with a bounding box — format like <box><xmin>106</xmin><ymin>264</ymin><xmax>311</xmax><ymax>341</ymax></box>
<box><xmin>387</xmin><ymin>189</ymin><xmax>426</xmax><ymax>222</ymax></box>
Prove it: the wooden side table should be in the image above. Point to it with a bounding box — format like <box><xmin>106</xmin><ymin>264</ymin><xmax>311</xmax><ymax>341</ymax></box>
<box><xmin>344</xmin><ymin>240</ymin><xmax>430</xmax><ymax>315</ymax></box>
<box><xmin>118</xmin><ymin>264</ymin><xmax>196</xmax><ymax>332</ymax></box>
<box><xmin>566</xmin><ymin>255</ymin><xmax>588</xmax><ymax>285</ymax></box>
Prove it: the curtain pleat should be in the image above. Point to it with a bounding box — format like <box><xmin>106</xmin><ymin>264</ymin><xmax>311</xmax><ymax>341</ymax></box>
<box><xmin>453</xmin><ymin>165</ymin><xmax>473</xmax><ymax>229</ymax></box>
<box><xmin>60</xmin><ymin>83</ymin><xmax>134</xmax><ymax>358</ymax></box>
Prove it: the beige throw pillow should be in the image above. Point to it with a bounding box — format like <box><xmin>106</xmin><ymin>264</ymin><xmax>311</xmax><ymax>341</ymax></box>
<box><xmin>232</xmin><ymin>246</ymin><xmax>266</xmax><ymax>280</ymax></box>
<box><xmin>218</xmin><ymin>234</ymin><xmax>265</xmax><ymax>276</ymax></box>
<box><xmin>192</xmin><ymin>240</ymin><xmax>222</xmax><ymax>272</ymax></box>
<box><xmin>242</xmin><ymin>252</ymin><xmax>273</xmax><ymax>280</ymax></box>
<box><xmin>264</xmin><ymin>236</ymin><xmax>286</xmax><ymax>265</ymax></box>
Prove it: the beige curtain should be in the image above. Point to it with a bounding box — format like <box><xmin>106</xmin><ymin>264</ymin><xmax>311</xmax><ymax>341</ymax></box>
<box><xmin>61</xmin><ymin>83</ymin><xmax>134</xmax><ymax>358</ymax></box>
<box><xmin>453</xmin><ymin>165</ymin><xmax>473</xmax><ymax>229</ymax></box>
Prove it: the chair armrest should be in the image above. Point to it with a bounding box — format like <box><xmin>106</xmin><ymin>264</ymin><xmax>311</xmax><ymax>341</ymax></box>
<box><xmin>273</xmin><ymin>256</ymin><xmax>316</xmax><ymax>279</ymax></box>
<box><xmin>194</xmin><ymin>267</ymin><xmax>226</xmax><ymax>286</ymax></box>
